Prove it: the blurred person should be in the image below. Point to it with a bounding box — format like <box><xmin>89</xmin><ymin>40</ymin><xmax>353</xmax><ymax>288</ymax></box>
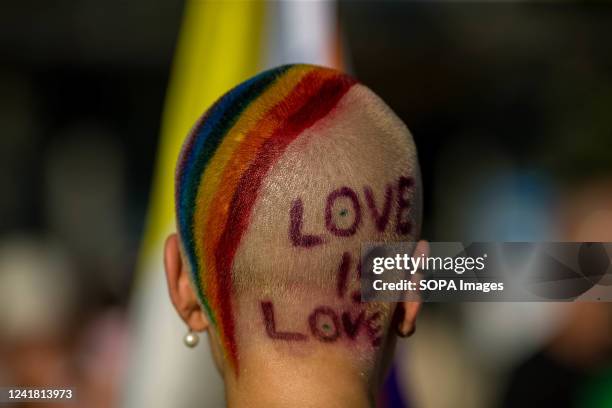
<box><xmin>0</xmin><ymin>237</ymin><xmax>77</xmax><ymax>408</ymax></box>
<box><xmin>423</xmin><ymin>142</ymin><xmax>563</xmax><ymax>408</ymax></box>
<box><xmin>75</xmin><ymin>307</ymin><xmax>129</xmax><ymax>408</ymax></box>
<box><xmin>163</xmin><ymin>64</ymin><xmax>425</xmax><ymax>407</ymax></box>
<box><xmin>0</xmin><ymin>237</ymin><xmax>128</xmax><ymax>408</ymax></box>
<box><xmin>502</xmin><ymin>179</ymin><xmax>612</xmax><ymax>408</ymax></box>
<box><xmin>44</xmin><ymin>126</ymin><xmax>128</xmax><ymax>296</ymax></box>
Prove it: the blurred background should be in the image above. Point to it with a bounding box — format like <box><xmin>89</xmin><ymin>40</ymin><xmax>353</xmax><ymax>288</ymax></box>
<box><xmin>1</xmin><ymin>1</ymin><xmax>611</xmax><ymax>407</ymax></box>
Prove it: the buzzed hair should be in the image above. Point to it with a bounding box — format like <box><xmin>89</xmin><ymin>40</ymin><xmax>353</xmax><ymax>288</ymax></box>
<box><xmin>175</xmin><ymin>64</ymin><xmax>421</xmax><ymax>372</ymax></box>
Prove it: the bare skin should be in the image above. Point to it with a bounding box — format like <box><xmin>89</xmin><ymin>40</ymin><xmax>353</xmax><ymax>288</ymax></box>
<box><xmin>164</xmin><ymin>234</ymin><xmax>427</xmax><ymax>408</ymax></box>
<box><xmin>165</xmin><ymin>66</ymin><xmax>425</xmax><ymax>407</ymax></box>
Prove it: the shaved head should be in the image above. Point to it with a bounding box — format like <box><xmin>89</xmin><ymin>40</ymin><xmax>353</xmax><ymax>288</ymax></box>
<box><xmin>171</xmin><ymin>64</ymin><xmax>422</xmax><ymax>381</ymax></box>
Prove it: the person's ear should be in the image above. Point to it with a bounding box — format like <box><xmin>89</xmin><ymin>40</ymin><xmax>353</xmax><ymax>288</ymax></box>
<box><xmin>164</xmin><ymin>233</ymin><xmax>209</xmax><ymax>332</ymax></box>
<box><xmin>396</xmin><ymin>239</ymin><xmax>429</xmax><ymax>338</ymax></box>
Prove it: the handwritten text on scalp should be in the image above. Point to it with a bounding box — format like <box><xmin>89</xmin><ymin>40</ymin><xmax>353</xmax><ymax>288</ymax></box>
<box><xmin>260</xmin><ymin>301</ymin><xmax>382</xmax><ymax>346</ymax></box>
<box><xmin>258</xmin><ymin>176</ymin><xmax>414</xmax><ymax>347</ymax></box>
<box><xmin>289</xmin><ymin>175</ymin><xmax>415</xmax><ymax>247</ymax></box>
<box><xmin>260</xmin><ymin>252</ymin><xmax>382</xmax><ymax>347</ymax></box>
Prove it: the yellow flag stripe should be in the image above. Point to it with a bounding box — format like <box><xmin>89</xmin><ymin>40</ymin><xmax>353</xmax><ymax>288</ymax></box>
<box><xmin>136</xmin><ymin>1</ymin><xmax>265</xmax><ymax>280</ymax></box>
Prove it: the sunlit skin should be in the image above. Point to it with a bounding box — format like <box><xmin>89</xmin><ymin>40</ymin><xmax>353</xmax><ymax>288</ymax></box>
<box><xmin>164</xmin><ymin>65</ymin><xmax>426</xmax><ymax>407</ymax></box>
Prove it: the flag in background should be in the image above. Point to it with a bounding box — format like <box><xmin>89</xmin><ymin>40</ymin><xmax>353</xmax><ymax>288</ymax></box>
<box><xmin>123</xmin><ymin>2</ymin><xmax>344</xmax><ymax>407</ymax></box>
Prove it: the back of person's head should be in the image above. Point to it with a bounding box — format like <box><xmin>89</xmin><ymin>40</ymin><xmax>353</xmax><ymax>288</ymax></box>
<box><xmin>165</xmin><ymin>64</ymin><xmax>424</xmax><ymax>402</ymax></box>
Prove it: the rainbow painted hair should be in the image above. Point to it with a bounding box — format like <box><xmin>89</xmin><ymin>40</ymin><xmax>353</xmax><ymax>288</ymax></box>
<box><xmin>175</xmin><ymin>64</ymin><xmax>420</xmax><ymax>372</ymax></box>
<box><xmin>175</xmin><ymin>64</ymin><xmax>358</xmax><ymax>368</ymax></box>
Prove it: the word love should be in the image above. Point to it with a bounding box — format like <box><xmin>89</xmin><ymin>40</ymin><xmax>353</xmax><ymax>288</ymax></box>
<box><xmin>261</xmin><ymin>301</ymin><xmax>382</xmax><ymax>347</ymax></box>
<box><xmin>290</xmin><ymin>175</ymin><xmax>414</xmax><ymax>247</ymax></box>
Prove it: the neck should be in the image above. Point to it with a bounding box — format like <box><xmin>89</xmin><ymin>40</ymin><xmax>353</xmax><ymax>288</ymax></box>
<box><xmin>223</xmin><ymin>351</ymin><xmax>375</xmax><ymax>408</ymax></box>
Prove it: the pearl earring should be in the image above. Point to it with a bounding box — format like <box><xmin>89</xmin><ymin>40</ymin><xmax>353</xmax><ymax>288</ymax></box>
<box><xmin>184</xmin><ymin>330</ymin><xmax>200</xmax><ymax>348</ymax></box>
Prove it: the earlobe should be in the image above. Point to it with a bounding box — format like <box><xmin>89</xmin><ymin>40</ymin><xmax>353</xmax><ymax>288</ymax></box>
<box><xmin>164</xmin><ymin>233</ymin><xmax>210</xmax><ymax>333</ymax></box>
<box><xmin>395</xmin><ymin>239</ymin><xmax>428</xmax><ymax>338</ymax></box>
<box><xmin>396</xmin><ymin>301</ymin><xmax>421</xmax><ymax>337</ymax></box>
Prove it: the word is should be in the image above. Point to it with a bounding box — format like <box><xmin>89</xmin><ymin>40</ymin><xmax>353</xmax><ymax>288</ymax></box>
<box><xmin>260</xmin><ymin>253</ymin><xmax>381</xmax><ymax>347</ymax></box>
